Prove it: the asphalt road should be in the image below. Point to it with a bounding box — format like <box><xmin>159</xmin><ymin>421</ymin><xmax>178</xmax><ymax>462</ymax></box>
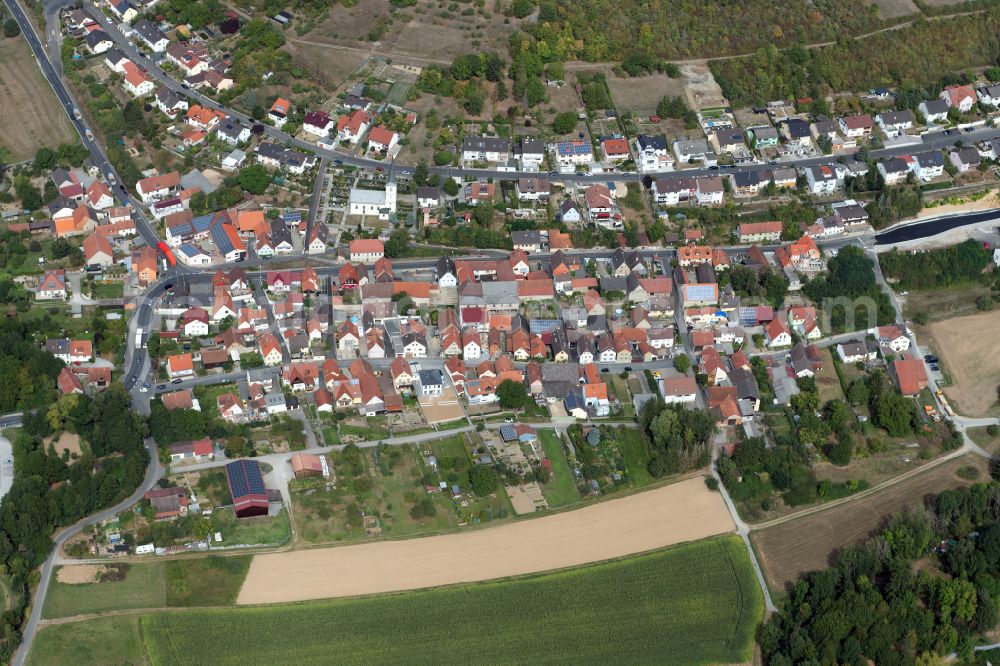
<box><xmin>874</xmin><ymin>207</ymin><xmax>1000</xmax><ymax>244</ymax></box>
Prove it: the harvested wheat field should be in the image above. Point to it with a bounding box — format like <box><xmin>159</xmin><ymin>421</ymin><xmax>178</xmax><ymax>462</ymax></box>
<box><xmin>0</xmin><ymin>37</ymin><xmax>75</xmax><ymax>160</ymax></box>
<box><xmin>752</xmin><ymin>454</ymin><xmax>987</xmax><ymax>593</ymax></box>
<box><xmin>927</xmin><ymin>309</ymin><xmax>1000</xmax><ymax>416</ymax></box>
<box><xmin>238</xmin><ymin>476</ymin><xmax>733</xmax><ymax>604</ymax></box>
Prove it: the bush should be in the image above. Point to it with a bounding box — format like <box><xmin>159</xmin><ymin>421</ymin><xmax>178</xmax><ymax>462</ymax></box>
<box><xmin>433</xmin><ymin>150</ymin><xmax>454</xmax><ymax>166</ymax></box>
<box><xmin>826</xmin><ymin>438</ymin><xmax>853</xmax><ymax>466</ymax></box>
<box><xmin>957</xmin><ymin>465</ymin><xmax>980</xmax><ymax>481</ymax></box>
<box><xmin>551</xmin><ymin>111</ymin><xmax>577</xmax><ymax>135</ymax></box>
<box><xmin>510</xmin><ymin>0</ymin><xmax>533</xmax><ymax>18</ymax></box>
<box><xmin>469</xmin><ymin>465</ymin><xmax>498</xmax><ymax>497</ymax></box>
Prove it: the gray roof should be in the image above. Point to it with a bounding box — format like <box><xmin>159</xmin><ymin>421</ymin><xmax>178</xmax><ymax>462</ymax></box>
<box><xmin>269</xmin><ymin>219</ymin><xmax>292</xmax><ymax>247</ymax></box>
<box><xmin>256</xmin><ymin>142</ymin><xmax>285</xmax><ymax>161</ymax></box>
<box><xmin>599</xmin><ymin>277</ymin><xmax>627</xmax><ymax>292</ymax></box>
<box><xmin>922</xmin><ymin>99</ymin><xmax>949</xmax><ymax>114</ymax></box>
<box><xmin>914</xmin><ymin>151</ymin><xmax>944</xmax><ymax>167</ymax></box>
<box><xmin>673</xmin><ymin>139</ymin><xmax>709</xmax><ymax>154</ymax></box>
<box><xmin>418</xmin><ymin>369</ymin><xmax>442</xmax><ymax>386</ymax></box>
<box><xmin>783</xmin><ymin>118</ymin><xmax>811</xmax><ymax>138</ymax></box>
<box><xmin>880</xmin><ymin>157</ymin><xmax>909</xmax><ymax>174</ymax></box>
<box><xmin>637</xmin><ymin>134</ymin><xmax>668</xmax><ymax>150</ymax></box>
<box><xmin>713</xmin><ymin>128</ymin><xmax>745</xmax><ymax>146</ymax></box>
<box><xmin>155</xmin><ymin>87</ymin><xmax>183</xmax><ymax>108</ymax></box>
<box><xmin>731</xmin><ymin>367</ymin><xmax>759</xmax><ymax>402</ymax></box>
<box><xmin>217</xmin><ymin>117</ymin><xmax>247</xmax><ymax>140</ymax></box>
<box><xmin>133</xmin><ymin>19</ymin><xmax>166</xmax><ymax>46</ymax></box>
<box><xmin>436</xmin><ymin>255</ymin><xmax>456</xmax><ymax>281</ymax></box>
<box><xmin>878</xmin><ymin>109</ymin><xmax>915</xmax><ymax>126</ymax></box>
<box><xmin>514</xmin><ymin>138</ymin><xmax>545</xmax><ymax>155</ymax></box>
<box><xmin>511</xmin><ymin>230</ymin><xmax>542</xmax><ymax>246</ymax></box>
<box><xmin>749</xmin><ymin>125</ymin><xmax>779</xmax><ymax>140</ymax></box>
<box><xmin>462</xmin><ymin>136</ymin><xmax>509</xmax><ymax>154</ymax></box>
<box><xmin>85</xmin><ymin>30</ymin><xmax>112</xmax><ymax>47</ymax></box>
<box><xmin>104</xmin><ymin>47</ymin><xmax>127</xmax><ymax>65</ymax></box>
<box><xmin>482</xmin><ymin>281</ymin><xmax>518</xmax><ymax>304</ymax></box>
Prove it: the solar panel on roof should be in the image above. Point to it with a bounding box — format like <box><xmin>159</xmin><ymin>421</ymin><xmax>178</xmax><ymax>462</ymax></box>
<box><xmin>499</xmin><ymin>424</ymin><xmax>517</xmax><ymax>442</ymax></box>
<box><xmin>212</xmin><ymin>221</ymin><xmax>235</xmax><ymax>255</ymax></box>
<box><xmin>529</xmin><ymin>319</ymin><xmax>561</xmax><ymax>334</ymax></box>
<box><xmin>226</xmin><ymin>460</ymin><xmax>266</xmax><ymax>499</ymax></box>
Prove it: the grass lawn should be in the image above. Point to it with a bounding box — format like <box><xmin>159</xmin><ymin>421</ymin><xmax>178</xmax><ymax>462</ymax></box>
<box><xmin>606</xmin><ymin>374</ymin><xmax>635</xmax><ymax>418</ymax></box>
<box><xmin>967</xmin><ymin>426</ymin><xmax>1000</xmax><ymax>454</ymax></box>
<box><xmin>165</xmin><ymin>556</ymin><xmax>251</xmax><ymax>607</ymax></box>
<box><xmin>321</xmin><ymin>426</ymin><xmax>340</xmax><ymax>445</ymax></box>
<box><xmin>90</xmin><ymin>281</ymin><xmax>124</xmax><ymax>299</ymax></box>
<box><xmin>139</xmin><ymin>537</ymin><xmax>762</xmax><ymax>665</ymax></box>
<box><xmin>615</xmin><ymin>428</ymin><xmax>654</xmax><ymax>488</ymax></box>
<box><xmin>29</xmin><ymin>615</ymin><xmax>149</xmax><ymax>666</ymax></box>
<box><xmin>210</xmin><ymin>507</ymin><xmax>291</xmax><ymax>547</ymax></box>
<box><xmin>428</xmin><ymin>433</ymin><xmax>470</xmax><ymax>463</ymax></box>
<box><xmin>193</xmin><ymin>383</ymin><xmax>240</xmax><ymax>419</ymax></box>
<box><xmin>902</xmin><ymin>282</ymin><xmax>989</xmax><ymax>323</ymax></box>
<box><xmin>815</xmin><ymin>350</ymin><xmax>845</xmax><ymax>405</ymax></box>
<box><xmin>339</xmin><ymin>416</ymin><xmax>389</xmax><ymax>440</ymax></box>
<box><xmin>538</xmin><ymin>430</ymin><xmax>581</xmax><ymax>507</ymax></box>
<box><xmin>43</xmin><ymin>562</ymin><xmax>167</xmax><ymax>619</ymax></box>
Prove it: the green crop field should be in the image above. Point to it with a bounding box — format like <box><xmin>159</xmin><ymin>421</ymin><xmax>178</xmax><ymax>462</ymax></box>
<box><xmin>29</xmin><ymin>615</ymin><xmax>149</xmax><ymax>666</ymax></box>
<box><xmin>136</xmin><ymin>537</ymin><xmax>761</xmax><ymax>665</ymax></box>
<box><xmin>43</xmin><ymin>563</ymin><xmax>167</xmax><ymax>619</ymax></box>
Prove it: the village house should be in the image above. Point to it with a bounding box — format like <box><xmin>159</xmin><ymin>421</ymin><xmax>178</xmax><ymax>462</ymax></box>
<box><xmin>940</xmin><ymin>84</ymin><xmax>977</xmax><ymax>113</ymax></box>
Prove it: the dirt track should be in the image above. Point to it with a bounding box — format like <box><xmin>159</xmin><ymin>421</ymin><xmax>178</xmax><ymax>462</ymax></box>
<box><xmin>237</xmin><ymin>477</ymin><xmax>734</xmax><ymax>604</ymax></box>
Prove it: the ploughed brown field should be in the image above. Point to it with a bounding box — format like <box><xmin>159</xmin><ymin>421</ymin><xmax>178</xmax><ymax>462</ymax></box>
<box><xmin>752</xmin><ymin>454</ymin><xmax>987</xmax><ymax>593</ymax></box>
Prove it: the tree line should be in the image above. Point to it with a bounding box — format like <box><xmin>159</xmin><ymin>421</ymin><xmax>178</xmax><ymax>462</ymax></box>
<box><xmin>711</xmin><ymin>8</ymin><xmax>1000</xmax><ymax>105</ymax></box>
<box><xmin>0</xmin><ymin>385</ymin><xmax>148</xmax><ymax>660</ymax></box>
<box><xmin>880</xmin><ymin>239</ymin><xmax>994</xmax><ymax>291</ymax></box>
<box><xmin>760</xmin><ymin>480</ymin><xmax>1000</xmax><ymax>663</ymax></box>
<box><xmin>523</xmin><ymin>0</ymin><xmax>882</xmax><ymax>63</ymax></box>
